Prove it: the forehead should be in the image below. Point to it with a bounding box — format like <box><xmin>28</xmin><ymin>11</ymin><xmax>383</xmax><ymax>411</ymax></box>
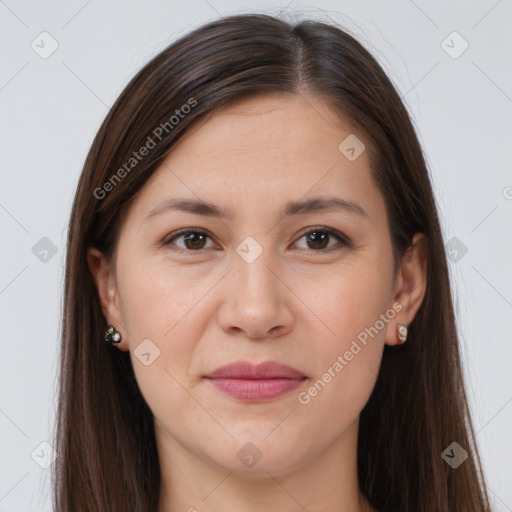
<box><xmin>171</xmin><ymin>93</ymin><xmax>364</xmax><ymax>163</ymax></box>
<box><xmin>126</xmin><ymin>93</ymin><xmax>383</xmax><ymax>225</ymax></box>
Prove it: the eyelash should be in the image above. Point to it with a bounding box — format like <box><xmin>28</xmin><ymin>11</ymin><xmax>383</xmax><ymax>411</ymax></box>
<box><xmin>162</xmin><ymin>227</ymin><xmax>351</xmax><ymax>255</ymax></box>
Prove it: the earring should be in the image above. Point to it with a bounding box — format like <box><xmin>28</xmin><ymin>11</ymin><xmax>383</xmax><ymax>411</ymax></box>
<box><xmin>105</xmin><ymin>325</ymin><xmax>122</xmax><ymax>345</ymax></box>
<box><xmin>396</xmin><ymin>324</ymin><xmax>408</xmax><ymax>344</ymax></box>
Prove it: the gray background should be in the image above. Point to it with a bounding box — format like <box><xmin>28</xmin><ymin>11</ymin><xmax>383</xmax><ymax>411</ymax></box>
<box><xmin>1</xmin><ymin>1</ymin><xmax>511</xmax><ymax>510</ymax></box>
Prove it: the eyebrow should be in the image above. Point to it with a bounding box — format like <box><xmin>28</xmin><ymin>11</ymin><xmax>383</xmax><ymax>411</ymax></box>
<box><xmin>144</xmin><ymin>196</ymin><xmax>368</xmax><ymax>221</ymax></box>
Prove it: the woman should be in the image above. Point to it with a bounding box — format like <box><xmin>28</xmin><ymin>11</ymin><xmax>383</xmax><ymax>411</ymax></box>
<box><xmin>52</xmin><ymin>13</ymin><xmax>493</xmax><ymax>512</ymax></box>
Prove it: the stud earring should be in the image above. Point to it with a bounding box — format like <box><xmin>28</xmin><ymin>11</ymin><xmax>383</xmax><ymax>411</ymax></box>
<box><xmin>396</xmin><ymin>324</ymin><xmax>408</xmax><ymax>344</ymax></box>
<box><xmin>105</xmin><ymin>325</ymin><xmax>122</xmax><ymax>345</ymax></box>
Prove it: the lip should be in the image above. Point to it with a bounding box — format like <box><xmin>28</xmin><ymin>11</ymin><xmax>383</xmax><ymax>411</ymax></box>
<box><xmin>206</xmin><ymin>361</ymin><xmax>306</xmax><ymax>380</ymax></box>
<box><xmin>204</xmin><ymin>361</ymin><xmax>307</xmax><ymax>403</ymax></box>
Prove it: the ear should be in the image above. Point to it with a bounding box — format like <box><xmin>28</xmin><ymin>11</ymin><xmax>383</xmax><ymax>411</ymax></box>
<box><xmin>87</xmin><ymin>247</ymin><xmax>129</xmax><ymax>352</ymax></box>
<box><xmin>385</xmin><ymin>233</ymin><xmax>428</xmax><ymax>346</ymax></box>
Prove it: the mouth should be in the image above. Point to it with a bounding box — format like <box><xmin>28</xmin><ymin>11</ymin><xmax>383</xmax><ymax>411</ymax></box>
<box><xmin>204</xmin><ymin>361</ymin><xmax>307</xmax><ymax>403</ymax></box>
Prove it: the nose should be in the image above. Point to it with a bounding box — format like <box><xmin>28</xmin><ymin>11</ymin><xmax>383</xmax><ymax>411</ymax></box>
<box><xmin>216</xmin><ymin>250</ymin><xmax>294</xmax><ymax>340</ymax></box>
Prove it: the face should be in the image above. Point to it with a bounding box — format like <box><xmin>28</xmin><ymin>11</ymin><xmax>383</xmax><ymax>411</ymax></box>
<box><xmin>90</xmin><ymin>93</ymin><xmax>413</xmax><ymax>478</ymax></box>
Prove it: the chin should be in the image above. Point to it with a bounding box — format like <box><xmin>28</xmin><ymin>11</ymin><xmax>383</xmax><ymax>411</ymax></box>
<box><xmin>201</xmin><ymin>435</ymin><xmax>309</xmax><ymax>477</ymax></box>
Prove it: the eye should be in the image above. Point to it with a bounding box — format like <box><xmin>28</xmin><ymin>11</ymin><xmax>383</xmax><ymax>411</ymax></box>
<box><xmin>162</xmin><ymin>227</ymin><xmax>351</xmax><ymax>254</ymax></box>
<box><xmin>163</xmin><ymin>229</ymin><xmax>216</xmax><ymax>252</ymax></box>
<box><xmin>293</xmin><ymin>227</ymin><xmax>350</xmax><ymax>254</ymax></box>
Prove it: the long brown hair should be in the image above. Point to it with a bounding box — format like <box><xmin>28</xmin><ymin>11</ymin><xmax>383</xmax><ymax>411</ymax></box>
<box><xmin>52</xmin><ymin>13</ymin><xmax>493</xmax><ymax>512</ymax></box>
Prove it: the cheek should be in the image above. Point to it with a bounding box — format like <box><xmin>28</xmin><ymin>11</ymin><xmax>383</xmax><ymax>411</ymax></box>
<box><xmin>118</xmin><ymin>255</ymin><xmax>208</xmax><ymax>345</ymax></box>
<box><xmin>295</xmin><ymin>259</ymin><xmax>391</xmax><ymax>411</ymax></box>
<box><xmin>296</xmin><ymin>288</ymin><xmax>386</xmax><ymax>436</ymax></box>
<box><xmin>119</xmin><ymin>262</ymin><xmax>204</xmax><ymax>430</ymax></box>
<box><xmin>113</xmin><ymin>259</ymin><xmax>201</xmax><ymax>401</ymax></box>
<box><xmin>301</xmin><ymin>257</ymin><xmax>392</xmax><ymax>349</ymax></box>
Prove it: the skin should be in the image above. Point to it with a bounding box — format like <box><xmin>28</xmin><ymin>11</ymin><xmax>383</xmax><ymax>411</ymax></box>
<box><xmin>88</xmin><ymin>93</ymin><xmax>427</xmax><ymax>512</ymax></box>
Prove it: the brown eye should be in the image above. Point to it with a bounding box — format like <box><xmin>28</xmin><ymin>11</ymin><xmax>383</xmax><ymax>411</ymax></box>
<box><xmin>163</xmin><ymin>227</ymin><xmax>350</xmax><ymax>255</ymax></box>
<box><xmin>164</xmin><ymin>230</ymin><xmax>214</xmax><ymax>251</ymax></box>
<box><xmin>294</xmin><ymin>227</ymin><xmax>349</xmax><ymax>253</ymax></box>
<box><xmin>305</xmin><ymin>231</ymin><xmax>330</xmax><ymax>250</ymax></box>
<box><xmin>182</xmin><ymin>232</ymin><xmax>207</xmax><ymax>250</ymax></box>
